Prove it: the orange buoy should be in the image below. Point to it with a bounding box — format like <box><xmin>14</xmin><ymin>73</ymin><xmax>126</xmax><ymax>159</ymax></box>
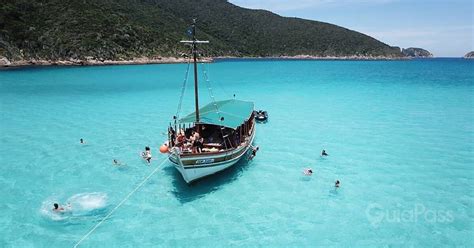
<box><xmin>159</xmin><ymin>144</ymin><xmax>169</xmax><ymax>153</ymax></box>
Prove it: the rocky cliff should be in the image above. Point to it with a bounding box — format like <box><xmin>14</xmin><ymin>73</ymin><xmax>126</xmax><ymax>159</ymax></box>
<box><xmin>464</xmin><ymin>51</ymin><xmax>474</xmax><ymax>59</ymax></box>
<box><xmin>402</xmin><ymin>47</ymin><xmax>433</xmax><ymax>58</ymax></box>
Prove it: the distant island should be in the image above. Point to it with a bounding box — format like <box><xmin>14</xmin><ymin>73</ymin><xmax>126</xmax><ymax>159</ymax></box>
<box><xmin>402</xmin><ymin>48</ymin><xmax>433</xmax><ymax>58</ymax></box>
<box><xmin>464</xmin><ymin>51</ymin><xmax>474</xmax><ymax>59</ymax></box>
<box><xmin>1</xmin><ymin>0</ymin><xmax>419</xmax><ymax>67</ymax></box>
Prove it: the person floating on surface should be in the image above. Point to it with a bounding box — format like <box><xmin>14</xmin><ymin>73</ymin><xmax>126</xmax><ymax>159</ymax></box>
<box><xmin>113</xmin><ymin>159</ymin><xmax>120</xmax><ymax>165</ymax></box>
<box><xmin>53</xmin><ymin>203</ymin><xmax>64</xmax><ymax>212</ymax></box>
<box><xmin>335</xmin><ymin>180</ymin><xmax>340</xmax><ymax>188</ymax></box>
<box><xmin>321</xmin><ymin>150</ymin><xmax>328</xmax><ymax>156</ymax></box>
<box><xmin>303</xmin><ymin>168</ymin><xmax>313</xmax><ymax>176</ymax></box>
<box><xmin>249</xmin><ymin>146</ymin><xmax>259</xmax><ymax>160</ymax></box>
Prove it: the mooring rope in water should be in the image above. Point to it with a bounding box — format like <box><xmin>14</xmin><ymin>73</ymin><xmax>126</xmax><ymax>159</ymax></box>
<box><xmin>73</xmin><ymin>158</ymin><xmax>168</xmax><ymax>248</ymax></box>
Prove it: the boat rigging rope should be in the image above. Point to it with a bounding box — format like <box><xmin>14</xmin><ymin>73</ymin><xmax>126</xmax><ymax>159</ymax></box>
<box><xmin>175</xmin><ymin>55</ymin><xmax>192</xmax><ymax>119</ymax></box>
<box><xmin>201</xmin><ymin>63</ymin><xmax>229</xmax><ymax>151</ymax></box>
<box><xmin>73</xmin><ymin>158</ymin><xmax>168</xmax><ymax>248</ymax></box>
<box><xmin>201</xmin><ymin>62</ymin><xmax>231</xmax><ymax>98</ymax></box>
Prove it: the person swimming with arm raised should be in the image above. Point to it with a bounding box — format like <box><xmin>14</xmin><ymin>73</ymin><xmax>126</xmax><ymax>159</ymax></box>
<box><xmin>142</xmin><ymin>146</ymin><xmax>152</xmax><ymax>164</ymax></box>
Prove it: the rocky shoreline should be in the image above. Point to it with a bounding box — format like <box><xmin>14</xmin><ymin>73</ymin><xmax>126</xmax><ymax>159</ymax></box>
<box><xmin>464</xmin><ymin>51</ymin><xmax>474</xmax><ymax>59</ymax></box>
<box><xmin>0</xmin><ymin>56</ymin><xmax>213</xmax><ymax>68</ymax></box>
<box><xmin>1</xmin><ymin>55</ymin><xmax>412</xmax><ymax>68</ymax></box>
<box><xmin>215</xmin><ymin>55</ymin><xmax>409</xmax><ymax>60</ymax></box>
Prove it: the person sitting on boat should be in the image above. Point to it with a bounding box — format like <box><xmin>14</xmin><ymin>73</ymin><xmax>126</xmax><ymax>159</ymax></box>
<box><xmin>190</xmin><ymin>131</ymin><xmax>197</xmax><ymax>153</ymax></box>
<box><xmin>303</xmin><ymin>168</ymin><xmax>313</xmax><ymax>176</ymax></box>
<box><xmin>193</xmin><ymin>131</ymin><xmax>200</xmax><ymax>141</ymax></box>
<box><xmin>249</xmin><ymin>146</ymin><xmax>259</xmax><ymax>160</ymax></box>
<box><xmin>176</xmin><ymin>132</ymin><xmax>186</xmax><ymax>149</ymax></box>
<box><xmin>195</xmin><ymin>137</ymin><xmax>204</xmax><ymax>153</ymax></box>
<box><xmin>321</xmin><ymin>150</ymin><xmax>328</xmax><ymax>156</ymax></box>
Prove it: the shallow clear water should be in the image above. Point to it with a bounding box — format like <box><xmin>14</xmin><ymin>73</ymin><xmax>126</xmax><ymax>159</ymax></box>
<box><xmin>1</xmin><ymin>59</ymin><xmax>473</xmax><ymax>247</ymax></box>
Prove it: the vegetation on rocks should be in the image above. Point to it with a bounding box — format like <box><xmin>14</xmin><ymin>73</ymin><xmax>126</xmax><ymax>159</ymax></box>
<box><xmin>401</xmin><ymin>47</ymin><xmax>433</xmax><ymax>58</ymax></box>
<box><xmin>0</xmin><ymin>0</ymin><xmax>404</xmax><ymax>62</ymax></box>
<box><xmin>464</xmin><ymin>51</ymin><xmax>474</xmax><ymax>59</ymax></box>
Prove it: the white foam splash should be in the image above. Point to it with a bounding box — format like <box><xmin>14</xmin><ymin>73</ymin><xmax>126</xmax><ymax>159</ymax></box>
<box><xmin>67</xmin><ymin>192</ymin><xmax>108</xmax><ymax>212</ymax></box>
<box><xmin>40</xmin><ymin>192</ymin><xmax>108</xmax><ymax>221</ymax></box>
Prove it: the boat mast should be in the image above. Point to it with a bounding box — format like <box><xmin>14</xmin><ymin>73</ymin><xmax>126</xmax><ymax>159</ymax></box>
<box><xmin>180</xmin><ymin>19</ymin><xmax>209</xmax><ymax>126</ymax></box>
<box><xmin>191</xmin><ymin>20</ymin><xmax>200</xmax><ymax>124</ymax></box>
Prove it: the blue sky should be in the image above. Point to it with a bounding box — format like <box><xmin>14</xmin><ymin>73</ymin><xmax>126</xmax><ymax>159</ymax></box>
<box><xmin>229</xmin><ymin>0</ymin><xmax>473</xmax><ymax>57</ymax></box>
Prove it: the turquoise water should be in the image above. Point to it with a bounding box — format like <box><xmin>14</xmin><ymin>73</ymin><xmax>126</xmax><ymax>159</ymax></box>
<box><xmin>1</xmin><ymin>59</ymin><xmax>473</xmax><ymax>247</ymax></box>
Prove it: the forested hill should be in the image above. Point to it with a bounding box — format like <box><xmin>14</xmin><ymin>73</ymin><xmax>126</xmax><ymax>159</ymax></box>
<box><xmin>0</xmin><ymin>0</ymin><xmax>403</xmax><ymax>62</ymax></box>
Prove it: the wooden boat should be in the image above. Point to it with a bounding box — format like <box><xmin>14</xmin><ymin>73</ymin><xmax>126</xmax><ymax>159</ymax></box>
<box><xmin>166</xmin><ymin>20</ymin><xmax>256</xmax><ymax>183</ymax></box>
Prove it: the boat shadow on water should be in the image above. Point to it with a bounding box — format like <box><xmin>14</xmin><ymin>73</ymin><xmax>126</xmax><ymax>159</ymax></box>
<box><xmin>164</xmin><ymin>153</ymin><xmax>254</xmax><ymax>204</ymax></box>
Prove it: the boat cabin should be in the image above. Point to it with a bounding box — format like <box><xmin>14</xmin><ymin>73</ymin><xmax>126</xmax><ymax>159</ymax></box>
<box><xmin>168</xmin><ymin>99</ymin><xmax>255</xmax><ymax>156</ymax></box>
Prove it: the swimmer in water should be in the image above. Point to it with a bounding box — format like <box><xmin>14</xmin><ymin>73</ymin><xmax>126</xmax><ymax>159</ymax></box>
<box><xmin>304</xmin><ymin>168</ymin><xmax>313</xmax><ymax>176</ymax></box>
<box><xmin>53</xmin><ymin>203</ymin><xmax>64</xmax><ymax>212</ymax></box>
<box><xmin>335</xmin><ymin>180</ymin><xmax>340</xmax><ymax>188</ymax></box>
<box><xmin>80</xmin><ymin>138</ymin><xmax>84</xmax><ymax>144</ymax></box>
<box><xmin>321</xmin><ymin>150</ymin><xmax>328</xmax><ymax>156</ymax></box>
<box><xmin>143</xmin><ymin>146</ymin><xmax>152</xmax><ymax>164</ymax></box>
<box><xmin>249</xmin><ymin>146</ymin><xmax>259</xmax><ymax>160</ymax></box>
<box><xmin>113</xmin><ymin>159</ymin><xmax>121</xmax><ymax>165</ymax></box>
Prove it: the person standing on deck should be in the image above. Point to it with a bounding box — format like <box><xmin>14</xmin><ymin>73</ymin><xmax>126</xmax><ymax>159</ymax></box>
<box><xmin>169</xmin><ymin>127</ymin><xmax>176</xmax><ymax>147</ymax></box>
<box><xmin>191</xmin><ymin>131</ymin><xmax>200</xmax><ymax>153</ymax></box>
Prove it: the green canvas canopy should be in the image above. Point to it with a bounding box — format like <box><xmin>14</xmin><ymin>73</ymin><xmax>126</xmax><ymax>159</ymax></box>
<box><xmin>179</xmin><ymin>99</ymin><xmax>254</xmax><ymax>129</ymax></box>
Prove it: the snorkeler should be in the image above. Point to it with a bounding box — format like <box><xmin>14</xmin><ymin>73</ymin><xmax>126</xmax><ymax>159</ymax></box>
<box><xmin>303</xmin><ymin>168</ymin><xmax>313</xmax><ymax>176</ymax></box>
<box><xmin>53</xmin><ymin>203</ymin><xmax>64</xmax><ymax>212</ymax></box>
<box><xmin>335</xmin><ymin>180</ymin><xmax>340</xmax><ymax>188</ymax></box>
<box><xmin>321</xmin><ymin>150</ymin><xmax>328</xmax><ymax>156</ymax></box>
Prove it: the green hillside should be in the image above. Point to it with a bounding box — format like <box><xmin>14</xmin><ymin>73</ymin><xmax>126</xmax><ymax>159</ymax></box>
<box><xmin>0</xmin><ymin>0</ymin><xmax>403</xmax><ymax>61</ymax></box>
